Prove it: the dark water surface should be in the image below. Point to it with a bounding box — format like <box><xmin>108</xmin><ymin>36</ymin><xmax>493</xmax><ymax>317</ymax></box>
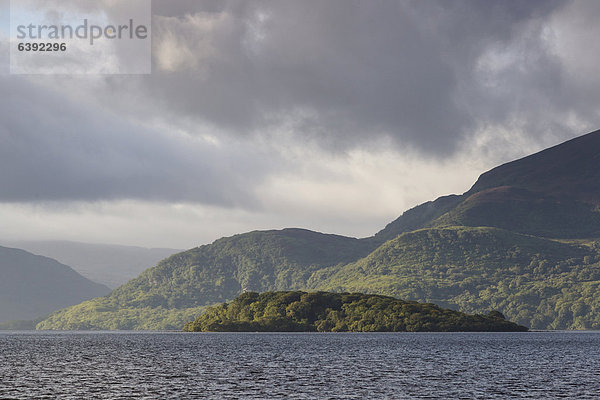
<box><xmin>0</xmin><ymin>331</ymin><xmax>599</xmax><ymax>399</ymax></box>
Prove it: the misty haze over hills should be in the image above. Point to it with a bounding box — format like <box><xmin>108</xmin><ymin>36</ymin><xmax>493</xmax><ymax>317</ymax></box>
<box><xmin>0</xmin><ymin>241</ymin><xmax>180</xmax><ymax>288</ymax></box>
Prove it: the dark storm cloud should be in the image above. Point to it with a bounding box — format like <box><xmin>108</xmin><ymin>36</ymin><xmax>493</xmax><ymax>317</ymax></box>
<box><xmin>145</xmin><ymin>0</ymin><xmax>570</xmax><ymax>155</ymax></box>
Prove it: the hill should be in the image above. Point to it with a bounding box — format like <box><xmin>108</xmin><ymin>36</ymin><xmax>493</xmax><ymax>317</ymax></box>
<box><xmin>183</xmin><ymin>291</ymin><xmax>527</xmax><ymax>332</ymax></box>
<box><xmin>1</xmin><ymin>240</ymin><xmax>180</xmax><ymax>288</ymax></box>
<box><xmin>0</xmin><ymin>246</ymin><xmax>110</xmax><ymax>323</ymax></box>
<box><xmin>37</xmin><ymin>130</ymin><xmax>600</xmax><ymax>331</ymax></box>
<box><xmin>37</xmin><ymin>229</ymin><xmax>375</xmax><ymax>330</ymax></box>
<box><xmin>317</xmin><ymin>226</ymin><xmax>600</xmax><ymax>329</ymax></box>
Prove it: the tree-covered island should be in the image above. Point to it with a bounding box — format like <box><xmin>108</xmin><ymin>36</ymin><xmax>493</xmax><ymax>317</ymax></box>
<box><xmin>183</xmin><ymin>291</ymin><xmax>528</xmax><ymax>332</ymax></box>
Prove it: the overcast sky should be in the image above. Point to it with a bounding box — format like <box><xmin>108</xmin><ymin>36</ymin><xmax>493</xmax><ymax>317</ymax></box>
<box><xmin>1</xmin><ymin>0</ymin><xmax>599</xmax><ymax>248</ymax></box>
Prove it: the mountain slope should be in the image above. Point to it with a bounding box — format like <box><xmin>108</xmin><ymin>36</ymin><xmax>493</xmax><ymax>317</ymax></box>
<box><xmin>0</xmin><ymin>246</ymin><xmax>110</xmax><ymax>322</ymax></box>
<box><xmin>468</xmin><ymin>129</ymin><xmax>600</xmax><ymax>203</ymax></box>
<box><xmin>373</xmin><ymin>194</ymin><xmax>464</xmax><ymax>243</ymax></box>
<box><xmin>111</xmin><ymin>228</ymin><xmax>375</xmax><ymax>307</ymax></box>
<box><xmin>431</xmin><ymin>186</ymin><xmax>600</xmax><ymax>238</ymax></box>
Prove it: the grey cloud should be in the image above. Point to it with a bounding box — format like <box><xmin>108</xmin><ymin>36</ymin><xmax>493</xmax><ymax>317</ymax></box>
<box><xmin>459</xmin><ymin>1</ymin><xmax>600</xmax><ymax>150</ymax></box>
<box><xmin>142</xmin><ymin>0</ymin><xmax>581</xmax><ymax>156</ymax></box>
<box><xmin>0</xmin><ymin>76</ymin><xmax>277</xmax><ymax>205</ymax></box>
<box><xmin>4</xmin><ymin>0</ymin><xmax>600</xmax><ymax>205</ymax></box>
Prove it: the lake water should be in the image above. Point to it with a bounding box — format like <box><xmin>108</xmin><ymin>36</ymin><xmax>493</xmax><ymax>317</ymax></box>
<box><xmin>0</xmin><ymin>331</ymin><xmax>599</xmax><ymax>399</ymax></box>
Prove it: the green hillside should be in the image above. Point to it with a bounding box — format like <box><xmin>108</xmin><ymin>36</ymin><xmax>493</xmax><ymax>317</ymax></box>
<box><xmin>37</xmin><ymin>130</ymin><xmax>600</xmax><ymax>331</ymax></box>
<box><xmin>37</xmin><ymin>229</ymin><xmax>375</xmax><ymax>330</ymax></box>
<box><xmin>39</xmin><ymin>225</ymin><xmax>600</xmax><ymax>331</ymax></box>
<box><xmin>318</xmin><ymin>226</ymin><xmax>600</xmax><ymax>329</ymax></box>
<box><xmin>183</xmin><ymin>291</ymin><xmax>527</xmax><ymax>332</ymax></box>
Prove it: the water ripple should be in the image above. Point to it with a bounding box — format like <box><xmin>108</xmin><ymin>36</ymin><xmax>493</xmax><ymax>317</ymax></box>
<box><xmin>0</xmin><ymin>331</ymin><xmax>599</xmax><ymax>399</ymax></box>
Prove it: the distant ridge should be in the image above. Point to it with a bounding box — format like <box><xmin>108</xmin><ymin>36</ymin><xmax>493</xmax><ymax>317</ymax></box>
<box><xmin>0</xmin><ymin>246</ymin><xmax>110</xmax><ymax>323</ymax></box>
<box><xmin>2</xmin><ymin>240</ymin><xmax>181</xmax><ymax>288</ymax></box>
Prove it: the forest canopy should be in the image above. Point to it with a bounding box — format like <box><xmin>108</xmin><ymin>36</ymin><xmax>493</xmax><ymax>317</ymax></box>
<box><xmin>183</xmin><ymin>291</ymin><xmax>527</xmax><ymax>332</ymax></box>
